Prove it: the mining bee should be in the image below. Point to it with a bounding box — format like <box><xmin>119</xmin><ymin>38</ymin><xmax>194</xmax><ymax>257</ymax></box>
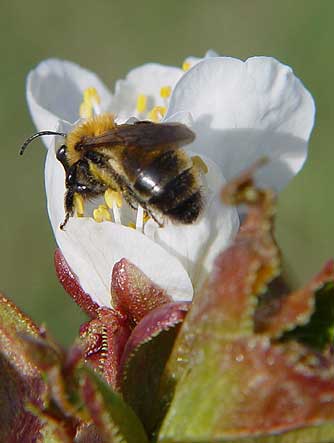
<box><xmin>20</xmin><ymin>114</ymin><xmax>203</xmax><ymax>229</ymax></box>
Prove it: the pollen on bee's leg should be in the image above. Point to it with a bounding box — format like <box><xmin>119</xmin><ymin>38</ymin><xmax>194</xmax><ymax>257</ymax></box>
<box><xmin>79</xmin><ymin>87</ymin><xmax>101</xmax><ymax>118</ymax></box>
<box><xmin>93</xmin><ymin>205</ymin><xmax>112</xmax><ymax>223</ymax></box>
<box><xmin>191</xmin><ymin>155</ymin><xmax>209</xmax><ymax>174</ymax></box>
<box><xmin>104</xmin><ymin>189</ymin><xmax>122</xmax><ymax>224</ymax></box>
<box><xmin>74</xmin><ymin>193</ymin><xmax>85</xmax><ymax>217</ymax></box>
<box><xmin>148</xmin><ymin>106</ymin><xmax>167</xmax><ymax>122</ymax></box>
<box><xmin>136</xmin><ymin>94</ymin><xmax>148</xmax><ymax>114</ymax></box>
<box><xmin>136</xmin><ymin>205</ymin><xmax>144</xmax><ymax>231</ymax></box>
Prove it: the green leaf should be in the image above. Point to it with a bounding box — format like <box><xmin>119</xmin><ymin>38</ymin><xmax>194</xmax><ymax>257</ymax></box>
<box><xmin>74</xmin><ymin>423</ymin><xmax>104</xmax><ymax>443</ymax></box>
<box><xmin>158</xmin><ymin>337</ymin><xmax>334</xmax><ymax>443</ymax></box>
<box><xmin>282</xmin><ymin>282</ymin><xmax>334</xmax><ymax>350</ymax></box>
<box><xmin>158</xmin><ymin>422</ymin><xmax>334</xmax><ymax>443</ymax></box>
<box><xmin>81</xmin><ymin>366</ymin><xmax>148</xmax><ymax>443</ymax></box>
<box><xmin>120</xmin><ymin>302</ymin><xmax>188</xmax><ymax>437</ymax></box>
<box><xmin>0</xmin><ymin>294</ymin><xmax>46</xmax><ymax>442</ymax></box>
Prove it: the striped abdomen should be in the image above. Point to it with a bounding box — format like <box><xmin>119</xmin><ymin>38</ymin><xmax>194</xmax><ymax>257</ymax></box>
<box><xmin>131</xmin><ymin>149</ymin><xmax>203</xmax><ymax>224</ymax></box>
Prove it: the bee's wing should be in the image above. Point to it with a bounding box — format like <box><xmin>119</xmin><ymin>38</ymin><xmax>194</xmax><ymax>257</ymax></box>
<box><xmin>80</xmin><ymin>122</ymin><xmax>195</xmax><ymax>151</ymax></box>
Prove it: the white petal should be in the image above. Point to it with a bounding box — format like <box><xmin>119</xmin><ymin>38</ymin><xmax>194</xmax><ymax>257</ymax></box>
<box><xmin>27</xmin><ymin>59</ymin><xmax>112</xmax><ymax>139</ymax></box>
<box><xmin>166</xmin><ymin>56</ymin><xmax>315</xmax><ymax>191</ymax></box>
<box><xmin>44</xmin><ymin>120</ymin><xmax>73</xmax><ymax>229</ymax></box>
<box><xmin>111</xmin><ymin>63</ymin><xmax>183</xmax><ymax>122</ymax></box>
<box><xmin>57</xmin><ymin>219</ymin><xmax>193</xmax><ymax>306</ymax></box>
<box><xmin>164</xmin><ymin>111</ymin><xmax>194</xmax><ymax>127</ymax></box>
<box><xmin>183</xmin><ymin>49</ymin><xmax>219</xmax><ymax>68</ymax></box>
<box><xmin>45</xmin><ymin>128</ymin><xmax>193</xmax><ymax>305</ymax></box>
<box><xmin>144</xmin><ymin>155</ymin><xmax>239</xmax><ymax>292</ymax></box>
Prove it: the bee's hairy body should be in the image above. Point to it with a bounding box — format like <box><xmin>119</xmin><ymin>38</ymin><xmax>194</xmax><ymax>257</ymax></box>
<box><xmin>55</xmin><ymin>114</ymin><xmax>203</xmax><ymax>228</ymax></box>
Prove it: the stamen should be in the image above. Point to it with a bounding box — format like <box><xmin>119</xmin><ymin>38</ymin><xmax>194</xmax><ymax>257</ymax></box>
<box><xmin>160</xmin><ymin>86</ymin><xmax>171</xmax><ymax>99</ymax></box>
<box><xmin>83</xmin><ymin>87</ymin><xmax>101</xmax><ymax>105</ymax></box>
<box><xmin>93</xmin><ymin>205</ymin><xmax>112</xmax><ymax>223</ymax></box>
<box><xmin>104</xmin><ymin>189</ymin><xmax>122</xmax><ymax>208</ymax></box>
<box><xmin>143</xmin><ymin>211</ymin><xmax>150</xmax><ymax>223</ymax></box>
<box><xmin>182</xmin><ymin>61</ymin><xmax>191</xmax><ymax>71</ymax></box>
<box><xmin>136</xmin><ymin>205</ymin><xmax>144</xmax><ymax>231</ymax></box>
<box><xmin>148</xmin><ymin>106</ymin><xmax>167</xmax><ymax>122</ymax></box>
<box><xmin>128</xmin><ymin>222</ymin><xmax>136</xmax><ymax>229</ymax></box>
<box><xmin>104</xmin><ymin>189</ymin><xmax>122</xmax><ymax>224</ymax></box>
<box><xmin>79</xmin><ymin>102</ymin><xmax>93</xmax><ymax>119</ymax></box>
<box><xmin>74</xmin><ymin>193</ymin><xmax>85</xmax><ymax>217</ymax></box>
<box><xmin>192</xmin><ymin>155</ymin><xmax>209</xmax><ymax>174</ymax></box>
<box><xmin>80</xmin><ymin>87</ymin><xmax>101</xmax><ymax>118</ymax></box>
<box><xmin>136</xmin><ymin>94</ymin><xmax>148</xmax><ymax>113</ymax></box>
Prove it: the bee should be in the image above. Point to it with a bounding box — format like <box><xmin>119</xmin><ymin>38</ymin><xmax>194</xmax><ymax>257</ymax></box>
<box><xmin>20</xmin><ymin>114</ymin><xmax>203</xmax><ymax>229</ymax></box>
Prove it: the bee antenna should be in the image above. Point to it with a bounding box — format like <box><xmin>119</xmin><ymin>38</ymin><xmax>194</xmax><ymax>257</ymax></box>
<box><xmin>20</xmin><ymin>131</ymin><xmax>67</xmax><ymax>155</ymax></box>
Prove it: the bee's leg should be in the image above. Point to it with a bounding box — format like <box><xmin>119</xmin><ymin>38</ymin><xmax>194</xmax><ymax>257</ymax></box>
<box><xmin>60</xmin><ymin>188</ymin><xmax>75</xmax><ymax>230</ymax></box>
<box><xmin>146</xmin><ymin>209</ymin><xmax>164</xmax><ymax>228</ymax></box>
<box><xmin>60</xmin><ymin>213</ymin><xmax>70</xmax><ymax>231</ymax></box>
<box><xmin>134</xmin><ymin>199</ymin><xmax>164</xmax><ymax>228</ymax></box>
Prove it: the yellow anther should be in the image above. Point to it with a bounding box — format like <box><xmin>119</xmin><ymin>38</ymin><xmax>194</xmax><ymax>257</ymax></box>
<box><xmin>136</xmin><ymin>94</ymin><xmax>148</xmax><ymax>113</ymax></box>
<box><xmin>143</xmin><ymin>212</ymin><xmax>150</xmax><ymax>223</ymax></box>
<box><xmin>93</xmin><ymin>205</ymin><xmax>112</xmax><ymax>223</ymax></box>
<box><xmin>128</xmin><ymin>222</ymin><xmax>136</xmax><ymax>229</ymax></box>
<box><xmin>160</xmin><ymin>85</ymin><xmax>171</xmax><ymax>99</ymax></box>
<box><xmin>192</xmin><ymin>155</ymin><xmax>209</xmax><ymax>174</ymax></box>
<box><xmin>104</xmin><ymin>189</ymin><xmax>122</xmax><ymax>209</ymax></box>
<box><xmin>182</xmin><ymin>61</ymin><xmax>191</xmax><ymax>71</ymax></box>
<box><xmin>79</xmin><ymin>101</ymin><xmax>93</xmax><ymax>119</ymax></box>
<box><xmin>79</xmin><ymin>87</ymin><xmax>101</xmax><ymax>118</ymax></box>
<box><xmin>148</xmin><ymin>106</ymin><xmax>167</xmax><ymax>122</ymax></box>
<box><xmin>83</xmin><ymin>87</ymin><xmax>101</xmax><ymax>104</ymax></box>
<box><xmin>74</xmin><ymin>193</ymin><xmax>85</xmax><ymax>217</ymax></box>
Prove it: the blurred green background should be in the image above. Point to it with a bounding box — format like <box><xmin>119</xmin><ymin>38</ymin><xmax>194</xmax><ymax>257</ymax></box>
<box><xmin>0</xmin><ymin>0</ymin><xmax>333</xmax><ymax>345</ymax></box>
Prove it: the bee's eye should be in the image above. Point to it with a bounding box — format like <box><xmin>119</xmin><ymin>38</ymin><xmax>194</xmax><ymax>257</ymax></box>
<box><xmin>56</xmin><ymin>145</ymin><xmax>68</xmax><ymax>163</ymax></box>
<box><xmin>77</xmin><ymin>184</ymin><xmax>88</xmax><ymax>192</ymax></box>
<box><xmin>66</xmin><ymin>169</ymin><xmax>77</xmax><ymax>185</ymax></box>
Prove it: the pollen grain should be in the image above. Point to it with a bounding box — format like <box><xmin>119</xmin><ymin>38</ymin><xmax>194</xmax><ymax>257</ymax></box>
<box><xmin>93</xmin><ymin>205</ymin><xmax>112</xmax><ymax>223</ymax></box>
<box><xmin>160</xmin><ymin>85</ymin><xmax>171</xmax><ymax>99</ymax></box>
<box><xmin>74</xmin><ymin>193</ymin><xmax>85</xmax><ymax>217</ymax></box>
<box><xmin>104</xmin><ymin>189</ymin><xmax>122</xmax><ymax>209</ymax></box>
<box><xmin>192</xmin><ymin>155</ymin><xmax>209</xmax><ymax>174</ymax></box>
<box><xmin>148</xmin><ymin>106</ymin><xmax>167</xmax><ymax>122</ymax></box>
<box><xmin>136</xmin><ymin>94</ymin><xmax>148</xmax><ymax>113</ymax></box>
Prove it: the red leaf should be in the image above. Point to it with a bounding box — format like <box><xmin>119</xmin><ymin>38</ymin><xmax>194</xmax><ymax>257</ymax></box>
<box><xmin>255</xmin><ymin>260</ymin><xmax>334</xmax><ymax>336</ymax></box>
<box><xmin>54</xmin><ymin>249</ymin><xmax>99</xmax><ymax>318</ymax></box>
<box><xmin>111</xmin><ymin>258</ymin><xmax>172</xmax><ymax>325</ymax></box>
<box><xmin>120</xmin><ymin>301</ymin><xmax>189</xmax><ymax>373</ymax></box>
<box><xmin>80</xmin><ymin>307</ymin><xmax>131</xmax><ymax>390</ymax></box>
<box><xmin>119</xmin><ymin>302</ymin><xmax>189</xmax><ymax>434</ymax></box>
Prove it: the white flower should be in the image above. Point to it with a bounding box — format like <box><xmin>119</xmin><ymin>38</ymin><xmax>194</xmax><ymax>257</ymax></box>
<box><xmin>26</xmin><ymin>52</ymin><xmax>315</xmax><ymax>307</ymax></box>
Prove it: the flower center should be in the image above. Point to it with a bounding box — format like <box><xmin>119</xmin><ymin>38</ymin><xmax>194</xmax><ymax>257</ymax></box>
<box><xmin>135</xmin><ymin>84</ymin><xmax>173</xmax><ymax>122</ymax></box>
